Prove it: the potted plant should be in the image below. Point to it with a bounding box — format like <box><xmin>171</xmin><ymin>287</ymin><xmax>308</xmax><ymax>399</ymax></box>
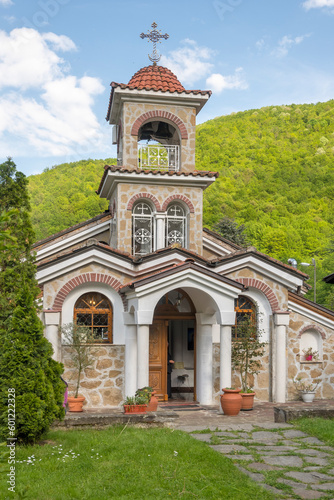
<box><xmin>302</xmin><ymin>347</ymin><xmax>319</xmax><ymax>362</ymax></box>
<box><xmin>220</xmin><ymin>387</ymin><xmax>243</xmax><ymax>416</ymax></box>
<box><xmin>231</xmin><ymin>316</ymin><xmax>266</xmax><ymax>411</ymax></box>
<box><xmin>293</xmin><ymin>377</ymin><xmax>320</xmax><ymax>402</ymax></box>
<box><xmin>123</xmin><ymin>395</ymin><xmax>148</xmax><ymax>414</ymax></box>
<box><xmin>135</xmin><ymin>386</ymin><xmax>158</xmax><ymax>412</ymax></box>
<box><xmin>59</xmin><ymin>322</ymin><xmax>96</xmax><ymax>412</ymax></box>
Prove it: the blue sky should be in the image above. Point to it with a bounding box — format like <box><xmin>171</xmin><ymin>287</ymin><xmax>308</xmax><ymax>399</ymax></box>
<box><xmin>1</xmin><ymin>0</ymin><xmax>334</xmax><ymax>176</ymax></box>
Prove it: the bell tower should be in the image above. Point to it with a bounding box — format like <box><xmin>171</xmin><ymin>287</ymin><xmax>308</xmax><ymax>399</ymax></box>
<box><xmin>99</xmin><ymin>23</ymin><xmax>216</xmax><ymax>257</ymax></box>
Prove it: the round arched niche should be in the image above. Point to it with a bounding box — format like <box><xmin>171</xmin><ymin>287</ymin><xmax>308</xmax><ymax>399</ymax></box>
<box><xmin>299</xmin><ymin>327</ymin><xmax>323</xmax><ymax>362</ymax></box>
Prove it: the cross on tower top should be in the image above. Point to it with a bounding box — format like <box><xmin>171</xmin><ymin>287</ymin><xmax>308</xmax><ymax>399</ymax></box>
<box><xmin>140</xmin><ymin>22</ymin><xmax>169</xmax><ymax>65</ymax></box>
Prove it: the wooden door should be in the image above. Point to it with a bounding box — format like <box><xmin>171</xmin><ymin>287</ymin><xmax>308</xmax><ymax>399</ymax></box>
<box><xmin>149</xmin><ymin>320</ymin><xmax>168</xmax><ymax>401</ymax></box>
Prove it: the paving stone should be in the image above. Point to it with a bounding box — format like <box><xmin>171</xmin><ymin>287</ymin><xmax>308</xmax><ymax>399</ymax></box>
<box><xmin>255</xmin><ymin>450</ymin><xmax>299</xmax><ymax>456</ymax></box>
<box><xmin>251</xmin><ymin>431</ymin><xmax>282</xmax><ymax>442</ymax></box>
<box><xmin>236</xmin><ymin>465</ymin><xmax>265</xmax><ymax>482</ymax></box>
<box><xmin>225</xmin><ymin>454</ymin><xmax>254</xmax><ymax>461</ymax></box>
<box><xmin>303</xmin><ymin>456</ymin><xmax>330</xmax><ymax>466</ymax></box>
<box><xmin>297</xmin><ymin>449</ymin><xmax>330</xmax><ymax>458</ymax></box>
<box><xmin>190</xmin><ymin>433</ymin><xmax>213</xmax><ymax>443</ymax></box>
<box><xmin>254</xmin><ymin>445</ymin><xmax>299</xmax><ymax>452</ymax></box>
<box><xmin>259</xmin><ymin>484</ymin><xmax>285</xmax><ymax>495</ymax></box>
<box><xmin>249</xmin><ymin>462</ymin><xmax>281</xmax><ymax>471</ymax></box>
<box><xmin>299</xmin><ymin>437</ymin><xmax>326</xmax><ymax>446</ymax></box>
<box><xmin>304</xmin><ymin>467</ymin><xmax>327</xmax><ymax>472</ymax></box>
<box><xmin>282</xmin><ymin>429</ymin><xmax>309</xmax><ymax>438</ymax></box>
<box><xmin>292</xmin><ymin>488</ymin><xmax>326</xmax><ymax>499</ymax></box>
<box><xmin>209</xmin><ymin>444</ymin><xmax>249</xmax><ymax>453</ymax></box>
<box><xmin>327</xmin><ymin>468</ymin><xmax>334</xmax><ymax>475</ymax></box>
<box><xmin>215</xmin><ymin>431</ymin><xmax>239</xmax><ymax>438</ymax></box>
<box><xmin>286</xmin><ymin>471</ymin><xmax>334</xmax><ymax>483</ymax></box>
<box><xmin>263</xmin><ymin>455</ymin><xmax>303</xmax><ymax>467</ymax></box>
<box><xmin>277</xmin><ymin>478</ymin><xmax>299</xmax><ymax>487</ymax></box>
<box><xmin>311</xmin><ymin>483</ymin><xmax>334</xmax><ymax>491</ymax></box>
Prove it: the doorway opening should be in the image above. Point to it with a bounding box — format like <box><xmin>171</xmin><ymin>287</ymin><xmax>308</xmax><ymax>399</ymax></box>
<box><xmin>149</xmin><ymin>289</ymin><xmax>196</xmax><ymax>401</ymax></box>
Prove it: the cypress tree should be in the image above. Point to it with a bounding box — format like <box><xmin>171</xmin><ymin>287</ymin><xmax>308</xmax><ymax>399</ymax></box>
<box><xmin>0</xmin><ymin>159</ymin><xmax>65</xmax><ymax>443</ymax></box>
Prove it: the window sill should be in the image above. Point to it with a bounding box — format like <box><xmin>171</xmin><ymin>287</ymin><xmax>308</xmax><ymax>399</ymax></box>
<box><xmin>300</xmin><ymin>360</ymin><xmax>323</xmax><ymax>364</ymax></box>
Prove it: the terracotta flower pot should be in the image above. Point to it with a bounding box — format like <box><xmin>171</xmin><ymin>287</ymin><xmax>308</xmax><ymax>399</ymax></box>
<box><xmin>147</xmin><ymin>391</ymin><xmax>158</xmax><ymax>412</ymax></box>
<box><xmin>240</xmin><ymin>392</ymin><xmax>255</xmax><ymax>411</ymax></box>
<box><xmin>67</xmin><ymin>396</ymin><xmax>85</xmax><ymax>412</ymax></box>
<box><xmin>220</xmin><ymin>388</ymin><xmax>242</xmax><ymax>416</ymax></box>
<box><xmin>123</xmin><ymin>404</ymin><xmax>147</xmax><ymax>414</ymax></box>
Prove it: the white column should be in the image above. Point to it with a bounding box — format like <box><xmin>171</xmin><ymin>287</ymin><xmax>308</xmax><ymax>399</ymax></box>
<box><xmin>125</xmin><ymin>325</ymin><xmax>137</xmax><ymax>397</ymax></box>
<box><xmin>220</xmin><ymin>325</ymin><xmax>232</xmax><ymax>390</ymax></box>
<box><xmin>156</xmin><ymin>215</ymin><xmax>165</xmax><ymax>250</ymax></box>
<box><xmin>196</xmin><ymin>314</ymin><xmax>215</xmax><ymax>405</ymax></box>
<box><xmin>44</xmin><ymin>311</ymin><xmax>61</xmax><ymax>361</ymax></box>
<box><xmin>137</xmin><ymin>324</ymin><xmax>150</xmax><ymax>388</ymax></box>
<box><xmin>274</xmin><ymin>312</ymin><xmax>290</xmax><ymax>403</ymax></box>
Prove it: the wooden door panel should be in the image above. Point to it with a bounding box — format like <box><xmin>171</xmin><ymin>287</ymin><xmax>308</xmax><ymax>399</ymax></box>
<box><xmin>149</xmin><ymin>320</ymin><xmax>167</xmax><ymax>400</ymax></box>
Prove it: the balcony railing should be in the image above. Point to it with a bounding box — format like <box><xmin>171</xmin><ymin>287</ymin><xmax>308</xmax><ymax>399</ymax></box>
<box><xmin>138</xmin><ymin>144</ymin><xmax>180</xmax><ymax>171</ymax></box>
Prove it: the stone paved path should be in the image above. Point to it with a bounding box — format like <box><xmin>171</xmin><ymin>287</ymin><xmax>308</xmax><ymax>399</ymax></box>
<box><xmin>169</xmin><ymin>405</ymin><xmax>334</xmax><ymax>499</ymax></box>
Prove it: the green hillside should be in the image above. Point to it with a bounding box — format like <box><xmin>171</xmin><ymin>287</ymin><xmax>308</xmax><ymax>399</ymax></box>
<box><xmin>27</xmin><ymin>101</ymin><xmax>334</xmax><ymax>307</ymax></box>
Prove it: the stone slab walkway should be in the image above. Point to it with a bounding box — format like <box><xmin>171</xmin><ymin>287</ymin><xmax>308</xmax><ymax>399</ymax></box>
<box><xmin>170</xmin><ymin>406</ymin><xmax>334</xmax><ymax>499</ymax></box>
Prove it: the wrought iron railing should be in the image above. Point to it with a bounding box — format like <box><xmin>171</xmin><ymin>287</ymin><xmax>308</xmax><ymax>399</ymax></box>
<box><xmin>138</xmin><ymin>144</ymin><xmax>180</xmax><ymax>171</ymax></box>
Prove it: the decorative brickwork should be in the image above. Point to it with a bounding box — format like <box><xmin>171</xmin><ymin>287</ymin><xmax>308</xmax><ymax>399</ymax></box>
<box><xmin>52</xmin><ymin>273</ymin><xmax>123</xmax><ymax>311</ymax></box>
<box><xmin>131</xmin><ymin>110</ymin><xmax>188</xmax><ymax>139</ymax></box>
<box><xmin>162</xmin><ymin>194</ymin><xmax>195</xmax><ymax>213</ymax></box>
<box><xmin>298</xmin><ymin>324</ymin><xmax>326</xmax><ymax>339</ymax></box>
<box><xmin>126</xmin><ymin>192</ymin><xmax>161</xmax><ymax>211</ymax></box>
<box><xmin>234</xmin><ymin>277</ymin><xmax>279</xmax><ymax>312</ymax></box>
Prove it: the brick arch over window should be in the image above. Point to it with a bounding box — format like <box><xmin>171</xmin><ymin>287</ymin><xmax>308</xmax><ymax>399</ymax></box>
<box><xmin>131</xmin><ymin>111</ymin><xmax>188</xmax><ymax>140</ymax></box>
<box><xmin>162</xmin><ymin>195</ymin><xmax>195</xmax><ymax>213</ymax></box>
<box><xmin>52</xmin><ymin>273</ymin><xmax>125</xmax><ymax>311</ymax></box>
<box><xmin>234</xmin><ymin>278</ymin><xmax>279</xmax><ymax>313</ymax></box>
<box><xmin>127</xmin><ymin>193</ymin><xmax>161</xmax><ymax>211</ymax></box>
<box><xmin>298</xmin><ymin>324</ymin><xmax>326</xmax><ymax>340</ymax></box>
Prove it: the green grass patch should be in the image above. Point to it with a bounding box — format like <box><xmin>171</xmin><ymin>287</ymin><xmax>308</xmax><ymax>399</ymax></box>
<box><xmin>292</xmin><ymin>417</ymin><xmax>334</xmax><ymax>446</ymax></box>
<box><xmin>0</xmin><ymin>426</ymin><xmax>277</xmax><ymax>500</ymax></box>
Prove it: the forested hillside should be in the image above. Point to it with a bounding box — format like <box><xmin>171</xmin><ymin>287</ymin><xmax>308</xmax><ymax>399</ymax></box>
<box><xmin>27</xmin><ymin>101</ymin><xmax>334</xmax><ymax>307</ymax></box>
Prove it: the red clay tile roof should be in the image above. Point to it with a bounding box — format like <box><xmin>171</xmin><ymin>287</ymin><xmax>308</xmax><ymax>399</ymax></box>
<box><xmin>128</xmin><ymin>65</ymin><xmax>185</xmax><ymax>92</ymax></box>
<box><xmin>96</xmin><ymin>165</ymin><xmax>219</xmax><ymax>194</ymax></box>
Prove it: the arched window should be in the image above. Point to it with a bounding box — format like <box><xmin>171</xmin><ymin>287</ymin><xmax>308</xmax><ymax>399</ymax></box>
<box><xmin>166</xmin><ymin>203</ymin><xmax>186</xmax><ymax>247</ymax></box>
<box><xmin>74</xmin><ymin>292</ymin><xmax>112</xmax><ymax>343</ymax></box>
<box><xmin>132</xmin><ymin>202</ymin><xmax>154</xmax><ymax>255</ymax></box>
<box><xmin>232</xmin><ymin>296</ymin><xmax>257</xmax><ymax>340</ymax></box>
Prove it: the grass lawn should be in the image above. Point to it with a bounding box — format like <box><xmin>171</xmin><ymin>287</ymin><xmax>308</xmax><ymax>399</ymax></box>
<box><xmin>292</xmin><ymin>416</ymin><xmax>334</xmax><ymax>446</ymax></box>
<box><xmin>0</xmin><ymin>426</ymin><xmax>276</xmax><ymax>500</ymax></box>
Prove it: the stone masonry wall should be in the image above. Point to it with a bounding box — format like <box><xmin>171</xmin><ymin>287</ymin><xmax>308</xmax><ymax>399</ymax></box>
<box><xmin>287</xmin><ymin>311</ymin><xmax>334</xmax><ymax>401</ymax></box>
<box><xmin>63</xmin><ymin>345</ymin><xmax>125</xmax><ymax>408</ymax></box>
<box><xmin>117</xmin><ymin>182</ymin><xmax>203</xmax><ymax>256</ymax></box>
<box><xmin>212</xmin><ymin>343</ymin><xmax>271</xmax><ymax>403</ymax></box>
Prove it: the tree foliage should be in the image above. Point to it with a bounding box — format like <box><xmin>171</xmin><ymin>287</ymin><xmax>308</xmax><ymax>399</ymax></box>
<box><xmin>213</xmin><ymin>217</ymin><xmax>248</xmax><ymax>247</ymax></box>
<box><xmin>0</xmin><ymin>159</ymin><xmax>64</xmax><ymax>443</ymax></box>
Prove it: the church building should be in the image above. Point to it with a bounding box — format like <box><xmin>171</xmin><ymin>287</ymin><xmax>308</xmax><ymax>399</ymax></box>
<box><xmin>34</xmin><ymin>24</ymin><xmax>334</xmax><ymax>408</ymax></box>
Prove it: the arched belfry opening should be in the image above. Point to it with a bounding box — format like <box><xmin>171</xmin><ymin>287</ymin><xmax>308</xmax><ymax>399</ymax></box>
<box><xmin>149</xmin><ymin>289</ymin><xmax>196</xmax><ymax>401</ymax></box>
<box><xmin>138</xmin><ymin>120</ymin><xmax>180</xmax><ymax>171</ymax></box>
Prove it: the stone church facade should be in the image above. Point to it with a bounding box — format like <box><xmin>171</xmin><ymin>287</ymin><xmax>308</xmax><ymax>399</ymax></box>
<box><xmin>34</xmin><ymin>61</ymin><xmax>334</xmax><ymax>409</ymax></box>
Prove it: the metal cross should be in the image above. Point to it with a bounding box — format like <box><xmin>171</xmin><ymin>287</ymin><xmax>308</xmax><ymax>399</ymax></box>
<box><xmin>140</xmin><ymin>22</ymin><xmax>169</xmax><ymax>65</ymax></box>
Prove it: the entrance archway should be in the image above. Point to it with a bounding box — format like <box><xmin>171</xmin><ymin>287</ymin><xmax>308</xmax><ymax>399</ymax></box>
<box><xmin>149</xmin><ymin>289</ymin><xmax>196</xmax><ymax>401</ymax></box>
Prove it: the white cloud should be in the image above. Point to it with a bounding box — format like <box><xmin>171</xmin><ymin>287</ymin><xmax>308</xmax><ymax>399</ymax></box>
<box><xmin>303</xmin><ymin>0</ymin><xmax>334</xmax><ymax>10</ymax></box>
<box><xmin>0</xmin><ymin>0</ymin><xmax>13</xmax><ymax>6</ymax></box>
<box><xmin>160</xmin><ymin>39</ymin><xmax>214</xmax><ymax>86</ymax></box>
<box><xmin>271</xmin><ymin>34</ymin><xmax>310</xmax><ymax>58</ymax></box>
<box><xmin>0</xmin><ymin>27</ymin><xmax>105</xmax><ymax>158</ymax></box>
<box><xmin>206</xmin><ymin>68</ymin><xmax>248</xmax><ymax>94</ymax></box>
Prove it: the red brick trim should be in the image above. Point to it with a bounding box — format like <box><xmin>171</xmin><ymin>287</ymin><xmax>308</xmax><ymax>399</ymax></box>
<box><xmin>131</xmin><ymin>110</ymin><xmax>188</xmax><ymax>139</ymax></box>
<box><xmin>127</xmin><ymin>193</ymin><xmax>161</xmax><ymax>211</ymax></box>
<box><xmin>52</xmin><ymin>273</ymin><xmax>123</xmax><ymax>311</ymax></box>
<box><xmin>298</xmin><ymin>324</ymin><xmax>326</xmax><ymax>339</ymax></box>
<box><xmin>234</xmin><ymin>278</ymin><xmax>279</xmax><ymax>313</ymax></box>
<box><xmin>162</xmin><ymin>195</ymin><xmax>195</xmax><ymax>213</ymax></box>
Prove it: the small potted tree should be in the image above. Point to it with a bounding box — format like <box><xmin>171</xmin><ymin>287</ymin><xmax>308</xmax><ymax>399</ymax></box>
<box><xmin>302</xmin><ymin>347</ymin><xmax>319</xmax><ymax>362</ymax></box>
<box><xmin>231</xmin><ymin>316</ymin><xmax>266</xmax><ymax>410</ymax></box>
<box><xmin>293</xmin><ymin>377</ymin><xmax>320</xmax><ymax>402</ymax></box>
<box><xmin>60</xmin><ymin>322</ymin><xmax>96</xmax><ymax>412</ymax></box>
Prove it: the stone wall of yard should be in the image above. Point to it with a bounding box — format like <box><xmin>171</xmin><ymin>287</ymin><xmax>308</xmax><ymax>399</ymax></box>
<box><xmin>287</xmin><ymin>311</ymin><xmax>334</xmax><ymax>401</ymax></box>
<box><xmin>212</xmin><ymin>343</ymin><xmax>271</xmax><ymax>403</ymax></box>
<box><xmin>62</xmin><ymin>345</ymin><xmax>125</xmax><ymax>408</ymax></box>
